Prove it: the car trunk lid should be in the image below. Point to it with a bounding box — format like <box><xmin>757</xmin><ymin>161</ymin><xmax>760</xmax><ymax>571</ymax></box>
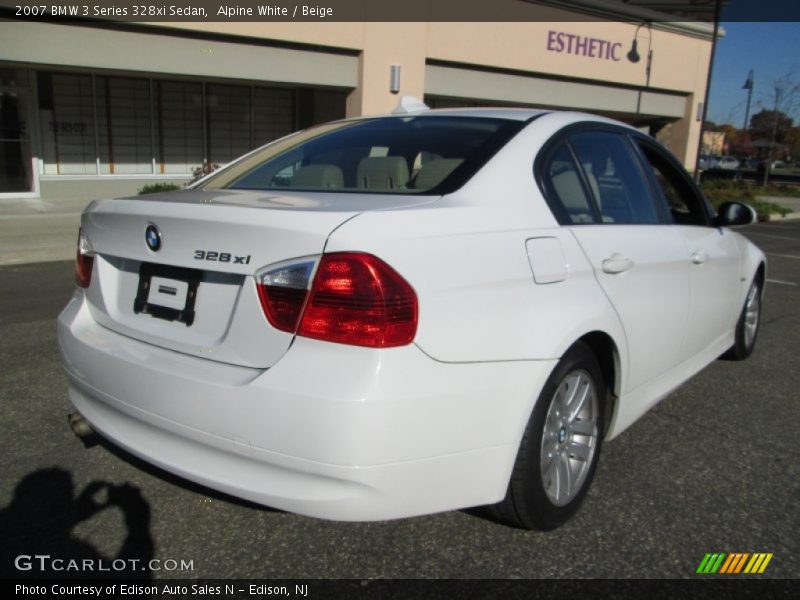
<box><xmin>80</xmin><ymin>189</ymin><xmax>433</xmax><ymax>369</ymax></box>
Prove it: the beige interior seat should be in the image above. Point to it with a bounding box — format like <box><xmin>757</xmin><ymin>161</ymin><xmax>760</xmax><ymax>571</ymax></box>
<box><xmin>551</xmin><ymin>167</ymin><xmax>594</xmax><ymax>224</ymax></box>
<box><xmin>290</xmin><ymin>164</ymin><xmax>344</xmax><ymax>188</ymax></box>
<box><xmin>356</xmin><ymin>157</ymin><xmax>409</xmax><ymax>190</ymax></box>
<box><xmin>412</xmin><ymin>158</ymin><xmax>463</xmax><ymax>189</ymax></box>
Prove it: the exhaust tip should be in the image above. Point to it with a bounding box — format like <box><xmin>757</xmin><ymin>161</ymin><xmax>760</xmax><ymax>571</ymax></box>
<box><xmin>68</xmin><ymin>412</ymin><xmax>97</xmax><ymax>446</ymax></box>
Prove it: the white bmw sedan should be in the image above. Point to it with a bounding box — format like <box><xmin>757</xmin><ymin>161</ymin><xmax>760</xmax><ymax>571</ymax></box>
<box><xmin>58</xmin><ymin>104</ymin><xmax>764</xmax><ymax>530</ymax></box>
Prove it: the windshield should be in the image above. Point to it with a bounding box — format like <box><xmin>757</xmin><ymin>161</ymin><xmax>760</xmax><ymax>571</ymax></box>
<box><xmin>202</xmin><ymin>116</ymin><xmax>525</xmax><ymax>195</ymax></box>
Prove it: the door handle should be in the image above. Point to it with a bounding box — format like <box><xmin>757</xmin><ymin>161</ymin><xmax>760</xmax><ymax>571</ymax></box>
<box><xmin>691</xmin><ymin>252</ymin><xmax>709</xmax><ymax>265</ymax></box>
<box><xmin>601</xmin><ymin>254</ymin><xmax>634</xmax><ymax>274</ymax></box>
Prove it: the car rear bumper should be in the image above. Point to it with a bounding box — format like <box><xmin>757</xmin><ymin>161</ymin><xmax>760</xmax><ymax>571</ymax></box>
<box><xmin>58</xmin><ymin>292</ymin><xmax>557</xmax><ymax>521</ymax></box>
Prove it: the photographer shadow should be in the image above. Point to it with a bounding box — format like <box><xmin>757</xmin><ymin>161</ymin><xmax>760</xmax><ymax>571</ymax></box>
<box><xmin>0</xmin><ymin>468</ymin><xmax>154</xmax><ymax>579</ymax></box>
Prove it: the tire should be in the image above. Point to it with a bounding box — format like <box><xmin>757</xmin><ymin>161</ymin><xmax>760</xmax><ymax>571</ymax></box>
<box><xmin>491</xmin><ymin>342</ymin><xmax>605</xmax><ymax>530</ymax></box>
<box><xmin>723</xmin><ymin>278</ymin><xmax>762</xmax><ymax>361</ymax></box>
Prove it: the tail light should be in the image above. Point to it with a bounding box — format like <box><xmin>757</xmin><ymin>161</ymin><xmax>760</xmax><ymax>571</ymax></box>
<box><xmin>255</xmin><ymin>258</ymin><xmax>316</xmax><ymax>333</ymax></box>
<box><xmin>256</xmin><ymin>252</ymin><xmax>418</xmax><ymax>348</ymax></box>
<box><xmin>75</xmin><ymin>228</ymin><xmax>94</xmax><ymax>288</ymax></box>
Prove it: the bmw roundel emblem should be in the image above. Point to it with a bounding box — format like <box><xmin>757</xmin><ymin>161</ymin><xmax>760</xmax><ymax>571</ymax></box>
<box><xmin>145</xmin><ymin>224</ymin><xmax>161</xmax><ymax>252</ymax></box>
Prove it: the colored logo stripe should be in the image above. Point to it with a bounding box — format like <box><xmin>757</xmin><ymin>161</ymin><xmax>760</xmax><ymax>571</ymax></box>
<box><xmin>697</xmin><ymin>553</ymin><xmax>726</xmax><ymax>574</ymax></box>
<box><xmin>720</xmin><ymin>553</ymin><xmax>749</xmax><ymax>573</ymax></box>
<box><xmin>697</xmin><ymin>553</ymin><xmax>773</xmax><ymax>574</ymax></box>
<box><xmin>746</xmin><ymin>553</ymin><xmax>773</xmax><ymax>574</ymax></box>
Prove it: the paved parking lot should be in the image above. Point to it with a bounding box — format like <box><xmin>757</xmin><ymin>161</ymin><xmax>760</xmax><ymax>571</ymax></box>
<box><xmin>1</xmin><ymin>222</ymin><xmax>798</xmax><ymax>580</ymax></box>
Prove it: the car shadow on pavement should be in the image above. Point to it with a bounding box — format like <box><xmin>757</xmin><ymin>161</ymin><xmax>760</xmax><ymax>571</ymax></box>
<box><xmin>0</xmin><ymin>467</ymin><xmax>154</xmax><ymax>579</ymax></box>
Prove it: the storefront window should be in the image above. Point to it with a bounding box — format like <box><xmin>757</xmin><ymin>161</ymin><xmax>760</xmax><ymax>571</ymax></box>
<box><xmin>155</xmin><ymin>80</ymin><xmax>203</xmax><ymax>174</ymax></box>
<box><xmin>34</xmin><ymin>70</ymin><xmax>346</xmax><ymax>178</ymax></box>
<box><xmin>0</xmin><ymin>68</ymin><xmax>30</xmax><ymax>88</ymax></box>
<box><xmin>96</xmin><ymin>76</ymin><xmax>153</xmax><ymax>174</ymax></box>
<box><xmin>254</xmin><ymin>87</ymin><xmax>294</xmax><ymax>147</ymax></box>
<box><xmin>207</xmin><ymin>83</ymin><xmax>251</xmax><ymax>165</ymax></box>
<box><xmin>38</xmin><ymin>72</ymin><xmax>97</xmax><ymax>175</ymax></box>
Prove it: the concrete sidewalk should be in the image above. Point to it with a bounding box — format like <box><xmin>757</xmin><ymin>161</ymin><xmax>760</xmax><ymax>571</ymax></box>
<box><xmin>758</xmin><ymin>196</ymin><xmax>800</xmax><ymax>221</ymax></box>
<box><xmin>2</xmin><ymin>194</ymin><xmax>800</xmax><ymax>267</ymax></box>
<box><xmin>0</xmin><ymin>198</ymin><xmax>93</xmax><ymax>266</ymax></box>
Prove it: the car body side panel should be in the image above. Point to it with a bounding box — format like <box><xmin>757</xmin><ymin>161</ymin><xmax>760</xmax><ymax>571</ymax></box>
<box><xmin>605</xmin><ymin>230</ymin><xmax>764</xmax><ymax>439</ymax></box>
<box><xmin>325</xmin><ymin>205</ymin><xmax>628</xmax><ymax>370</ymax></box>
<box><xmin>605</xmin><ymin>330</ymin><xmax>734</xmax><ymax>439</ymax></box>
<box><xmin>730</xmin><ymin>228</ymin><xmax>766</xmax><ymax>291</ymax></box>
<box><xmin>568</xmin><ymin>225</ymin><xmax>691</xmax><ymax>393</ymax></box>
<box><xmin>678</xmin><ymin>225</ymin><xmax>743</xmax><ymax>359</ymax></box>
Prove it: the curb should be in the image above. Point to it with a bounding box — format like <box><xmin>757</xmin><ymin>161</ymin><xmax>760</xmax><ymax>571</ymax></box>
<box><xmin>764</xmin><ymin>212</ymin><xmax>800</xmax><ymax>222</ymax></box>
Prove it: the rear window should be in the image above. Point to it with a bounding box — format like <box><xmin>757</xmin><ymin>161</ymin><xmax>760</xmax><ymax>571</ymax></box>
<box><xmin>202</xmin><ymin>116</ymin><xmax>525</xmax><ymax>195</ymax></box>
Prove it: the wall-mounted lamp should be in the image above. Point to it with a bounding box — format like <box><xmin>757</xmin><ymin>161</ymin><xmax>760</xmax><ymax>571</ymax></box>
<box><xmin>390</xmin><ymin>65</ymin><xmax>401</xmax><ymax>94</ymax></box>
<box><xmin>627</xmin><ymin>39</ymin><xmax>641</xmax><ymax>63</ymax></box>
<box><xmin>628</xmin><ymin>22</ymin><xmax>653</xmax><ymax>87</ymax></box>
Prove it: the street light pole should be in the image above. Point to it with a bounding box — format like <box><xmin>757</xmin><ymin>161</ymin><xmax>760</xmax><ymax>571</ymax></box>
<box><xmin>763</xmin><ymin>85</ymin><xmax>781</xmax><ymax>187</ymax></box>
<box><xmin>742</xmin><ymin>69</ymin><xmax>754</xmax><ymax>131</ymax></box>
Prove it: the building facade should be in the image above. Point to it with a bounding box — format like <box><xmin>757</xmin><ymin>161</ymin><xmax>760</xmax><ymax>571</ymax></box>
<box><xmin>0</xmin><ymin>1</ymin><xmax>716</xmax><ymax>203</ymax></box>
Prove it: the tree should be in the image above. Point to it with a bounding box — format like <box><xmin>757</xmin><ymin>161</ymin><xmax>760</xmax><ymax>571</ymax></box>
<box><xmin>749</xmin><ymin>109</ymin><xmax>793</xmax><ymax>145</ymax></box>
<box><xmin>786</xmin><ymin>126</ymin><xmax>800</xmax><ymax>160</ymax></box>
<box><xmin>718</xmin><ymin>124</ymin><xmax>754</xmax><ymax>157</ymax></box>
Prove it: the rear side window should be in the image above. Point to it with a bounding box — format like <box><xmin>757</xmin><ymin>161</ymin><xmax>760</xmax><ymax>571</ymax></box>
<box><xmin>540</xmin><ymin>142</ymin><xmax>598</xmax><ymax>224</ymax></box>
<box><xmin>636</xmin><ymin>142</ymin><xmax>711</xmax><ymax>226</ymax></box>
<box><xmin>202</xmin><ymin>116</ymin><xmax>525</xmax><ymax>195</ymax></box>
<box><xmin>569</xmin><ymin>131</ymin><xmax>663</xmax><ymax>225</ymax></box>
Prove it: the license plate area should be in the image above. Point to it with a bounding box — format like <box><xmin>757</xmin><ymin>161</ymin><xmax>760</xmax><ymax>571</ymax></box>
<box><xmin>133</xmin><ymin>263</ymin><xmax>202</xmax><ymax>326</ymax></box>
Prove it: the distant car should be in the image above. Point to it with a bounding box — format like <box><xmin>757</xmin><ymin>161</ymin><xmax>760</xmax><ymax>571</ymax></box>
<box><xmin>58</xmin><ymin>105</ymin><xmax>765</xmax><ymax>530</ymax></box>
<box><xmin>698</xmin><ymin>154</ymin><xmax>718</xmax><ymax>170</ymax></box>
<box><xmin>717</xmin><ymin>156</ymin><xmax>740</xmax><ymax>170</ymax></box>
<box><xmin>771</xmin><ymin>160</ymin><xmax>786</xmax><ymax>170</ymax></box>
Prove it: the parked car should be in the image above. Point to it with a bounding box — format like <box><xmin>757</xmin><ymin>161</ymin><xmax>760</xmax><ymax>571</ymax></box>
<box><xmin>698</xmin><ymin>154</ymin><xmax>720</xmax><ymax>170</ymax></box>
<box><xmin>717</xmin><ymin>156</ymin><xmax>740</xmax><ymax>170</ymax></box>
<box><xmin>59</xmin><ymin>102</ymin><xmax>764</xmax><ymax>530</ymax></box>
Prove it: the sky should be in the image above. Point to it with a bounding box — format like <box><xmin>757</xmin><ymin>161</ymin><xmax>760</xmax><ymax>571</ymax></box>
<box><xmin>707</xmin><ymin>15</ymin><xmax>800</xmax><ymax>127</ymax></box>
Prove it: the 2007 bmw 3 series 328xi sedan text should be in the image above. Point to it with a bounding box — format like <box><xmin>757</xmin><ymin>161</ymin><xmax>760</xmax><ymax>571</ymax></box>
<box><xmin>58</xmin><ymin>101</ymin><xmax>765</xmax><ymax>530</ymax></box>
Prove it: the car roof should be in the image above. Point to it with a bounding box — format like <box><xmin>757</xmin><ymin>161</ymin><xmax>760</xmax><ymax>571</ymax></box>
<box><xmin>409</xmin><ymin>107</ymin><xmax>550</xmax><ymax>121</ymax></box>
<box><xmin>374</xmin><ymin>107</ymin><xmax>638</xmax><ymax>132</ymax></box>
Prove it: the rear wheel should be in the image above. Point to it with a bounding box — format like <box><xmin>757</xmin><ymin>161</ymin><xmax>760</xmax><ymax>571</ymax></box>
<box><xmin>491</xmin><ymin>342</ymin><xmax>604</xmax><ymax>530</ymax></box>
<box><xmin>723</xmin><ymin>278</ymin><xmax>761</xmax><ymax>361</ymax></box>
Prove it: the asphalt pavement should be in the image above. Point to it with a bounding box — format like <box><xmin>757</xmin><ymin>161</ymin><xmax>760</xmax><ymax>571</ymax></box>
<box><xmin>0</xmin><ymin>222</ymin><xmax>798</xmax><ymax>580</ymax></box>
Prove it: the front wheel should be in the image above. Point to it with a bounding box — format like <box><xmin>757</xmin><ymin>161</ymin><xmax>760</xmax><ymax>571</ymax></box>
<box><xmin>491</xmin><ymin>342</ymin><xmax>604</xmax><ymax>530</ymax></box>
<box><xmin>723</xmin><ymin>278</ymin><xmax>762</xmax><ymax>361</ymax></box>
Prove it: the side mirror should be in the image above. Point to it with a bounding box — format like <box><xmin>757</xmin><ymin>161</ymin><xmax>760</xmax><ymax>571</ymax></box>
<box><xmin>716</xmin><ymin>201</ymin><xmax>757</xmax><ymax>227</ymax></box>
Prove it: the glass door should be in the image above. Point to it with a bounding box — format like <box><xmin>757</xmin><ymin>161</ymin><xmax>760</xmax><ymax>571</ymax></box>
<box><xmin>0</xmin><ymin>90</ymin><xmax>33</xmax><ymax>193</ymax></box>
<box><xmin>0</xmin><ymin>67</ymin><xmax>36</xmax><ymax>195</ymax></box>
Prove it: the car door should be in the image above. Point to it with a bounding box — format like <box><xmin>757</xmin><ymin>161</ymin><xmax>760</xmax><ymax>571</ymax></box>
<box><xmin>634</xmin><ymin>138</ymin><xmax>742</xmax><ymax>359</ymax></box>
<box><xmin>539</xmin><ymin>128</ymin><xmax>691</xmax><ymax>393</ymax></box>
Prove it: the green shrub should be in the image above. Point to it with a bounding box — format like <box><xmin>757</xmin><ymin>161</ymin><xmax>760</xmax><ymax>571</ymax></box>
<box><xmin>763</xmin><ymin>183</ymin><xmax>800</xmax><ymax>198</ymax></box>
<box><xmin>138</xmin><ymin>183</ymin><xmax>182</xmax><ymax>195</ymax></box>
